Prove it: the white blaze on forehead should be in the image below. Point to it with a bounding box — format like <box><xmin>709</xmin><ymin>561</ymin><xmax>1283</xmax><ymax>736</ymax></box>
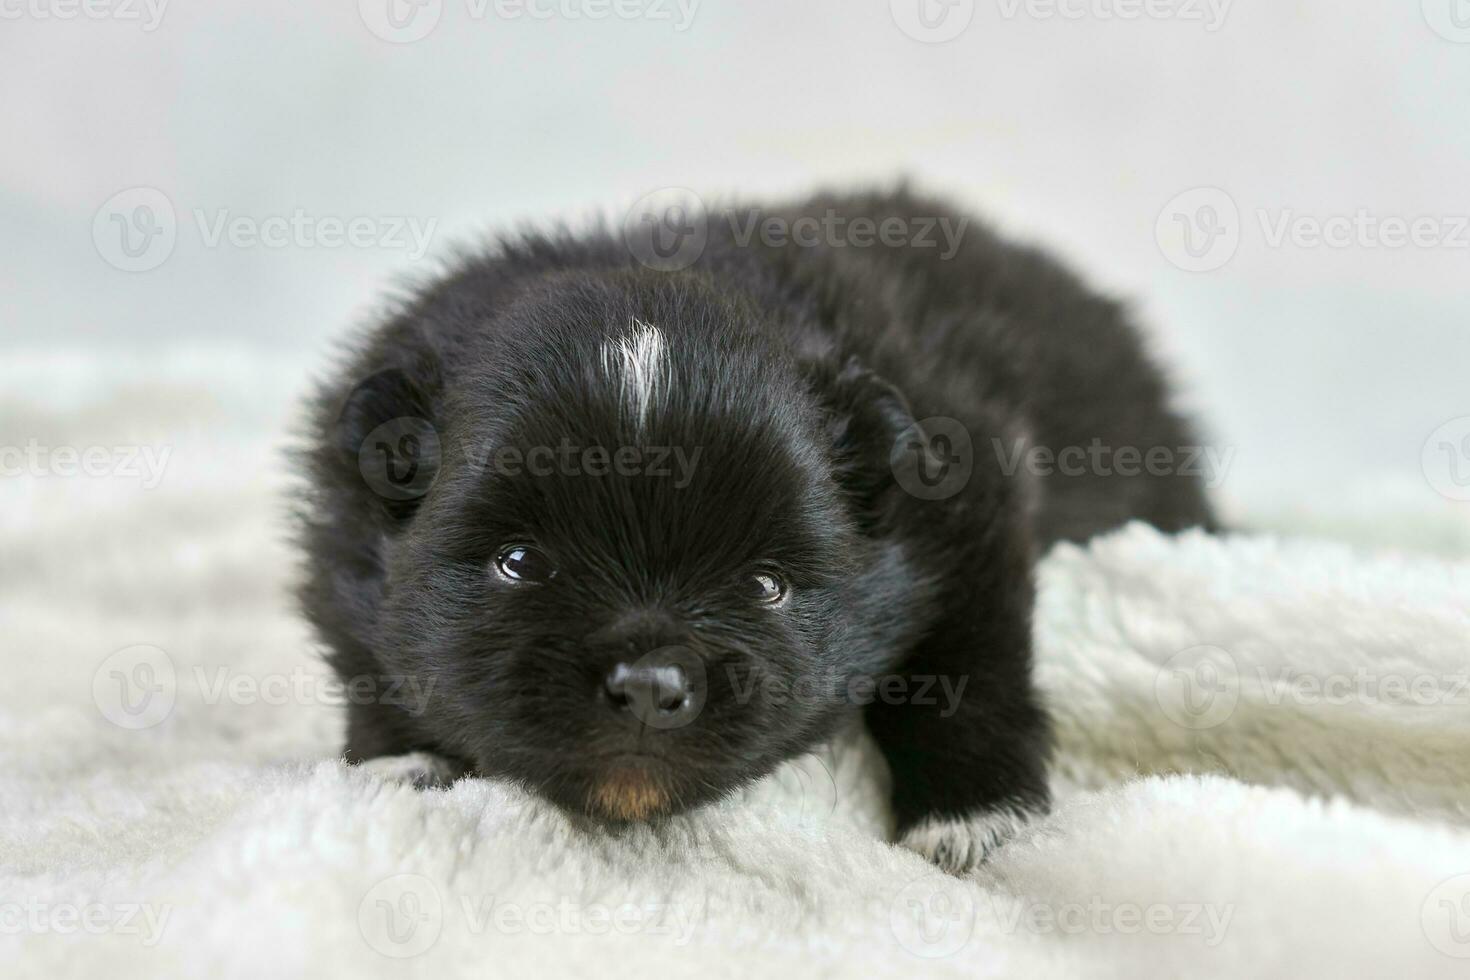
<box><xmin>601</xmin><ymin>318</ymin><xmax>668</xmax><ymax>427</ymax></box>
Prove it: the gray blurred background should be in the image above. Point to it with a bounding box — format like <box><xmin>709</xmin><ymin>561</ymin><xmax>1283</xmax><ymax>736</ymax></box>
<box><xmin>4</xmin><ymin>0</ymin><xmax>1469</xmax><ymax>549</ymax></box>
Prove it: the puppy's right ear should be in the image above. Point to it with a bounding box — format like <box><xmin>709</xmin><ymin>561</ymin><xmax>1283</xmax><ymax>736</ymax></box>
<box><xmin>334</xmin><ymin>367</ymin><xmax>441</xmax><ymax>521</ymax></box>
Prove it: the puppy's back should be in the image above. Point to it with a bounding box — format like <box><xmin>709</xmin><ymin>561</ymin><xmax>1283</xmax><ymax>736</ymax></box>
<box><xmin>728</xmin><ymin>188</ymin><xmax>1217</xmax><ymax>545</ymax></box>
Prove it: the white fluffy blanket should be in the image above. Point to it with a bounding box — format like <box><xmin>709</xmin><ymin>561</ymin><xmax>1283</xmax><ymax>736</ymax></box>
<box><xmin>4</xmin><ymin>351</ymin><xmax>1470</xmax><ymax>978</ymax></box>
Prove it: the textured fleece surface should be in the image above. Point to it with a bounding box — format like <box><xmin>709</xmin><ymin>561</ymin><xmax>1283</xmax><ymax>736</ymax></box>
<box><xmin>3</xmin><ymin>349</ymin><xmax>1470</xmax><ymax>978</ymax></box>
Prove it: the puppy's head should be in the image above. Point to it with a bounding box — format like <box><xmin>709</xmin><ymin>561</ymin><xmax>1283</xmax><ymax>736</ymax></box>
<box><xmin>331</xmin><ymin>270</ymin><xmax>926</xmax><ymax>820</ymax></box>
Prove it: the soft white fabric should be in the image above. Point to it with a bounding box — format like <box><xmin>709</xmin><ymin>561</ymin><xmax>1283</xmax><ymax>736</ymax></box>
<box><xmin>4</xmin><ymin>351</ymin><xmax>1470</xmax><ymax>978</ymax></box>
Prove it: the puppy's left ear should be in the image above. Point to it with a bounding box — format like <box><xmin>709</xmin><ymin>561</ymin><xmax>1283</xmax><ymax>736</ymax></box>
<box><xmin>824</xmin><ymin>358</ymin><xmax>945</xmax><ymax>531</ymax></box>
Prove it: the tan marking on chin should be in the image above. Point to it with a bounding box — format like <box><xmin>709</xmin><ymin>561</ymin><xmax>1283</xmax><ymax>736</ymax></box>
<box><xmin>589</xmin><ymin>767</ymin><xmax>670</xmax><ymax>821</ymax></box>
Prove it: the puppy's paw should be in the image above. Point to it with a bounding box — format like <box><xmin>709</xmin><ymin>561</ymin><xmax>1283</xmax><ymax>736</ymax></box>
<box><xmin>898</xmin><ymin>807</ymin><xmax>1038</xmax><ymax>875</ymax></box>
<box><xmin>357</xmin><ymin>752</ymin><xmax>466</xmax><ymax>790</ymax></box>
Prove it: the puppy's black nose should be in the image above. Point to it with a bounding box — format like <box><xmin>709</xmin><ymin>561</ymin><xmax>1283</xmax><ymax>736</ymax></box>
<box><xmin>603</xmin><ymin>660</ymin><xmax>694</xmax><ymax>724</ymax></box>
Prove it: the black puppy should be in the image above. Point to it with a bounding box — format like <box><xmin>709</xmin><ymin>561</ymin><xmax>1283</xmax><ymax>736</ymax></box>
<box><xmin>296</xmin><ymin>189</ymin><xmax>1215</xmax><ymax>872</ymax></box>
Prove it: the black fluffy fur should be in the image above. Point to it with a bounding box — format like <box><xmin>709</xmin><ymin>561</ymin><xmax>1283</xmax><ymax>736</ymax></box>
<box><xmin>295</xmin><ymin>188</ymin><xmax>1215</xmax><ymax>864</ymax></box>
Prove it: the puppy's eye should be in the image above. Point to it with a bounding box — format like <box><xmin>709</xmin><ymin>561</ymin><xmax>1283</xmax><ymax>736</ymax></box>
<box><xmin>751</xmin><ymin>571</ymin><xmax>787</xmax><ymax>604</ymax></box>
<box><xmin>494</xmin><ymin>545</ymin><xmax>556</xmax><ymax>584</ymax></box>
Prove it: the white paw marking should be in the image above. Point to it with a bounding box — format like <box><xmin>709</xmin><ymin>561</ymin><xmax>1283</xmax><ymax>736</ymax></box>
<box><xmin>601</xmin><ymin>318</ymin><xmax>667</xmax><ymax>428</ymax></box>
<box><xmin>359</xmin><ymin>752</ymin><xmax>463</xmax><ymax>790</ymax></box>
<box><xmin>899</xmin><ymin>807</ymin><xmax>1038</xmax><ymax>874</ymax></box>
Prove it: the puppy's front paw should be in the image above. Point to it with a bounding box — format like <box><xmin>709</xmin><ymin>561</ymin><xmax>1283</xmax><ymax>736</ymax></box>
<box><xmin>898</xmin><ymin>808</ymin><xmax>1039</xmax><ymax>875</ymax></box>
<box><xmin>357</xmin><ymin>751</ymin><xmax>466</xmax><ymax>790</ymax></box>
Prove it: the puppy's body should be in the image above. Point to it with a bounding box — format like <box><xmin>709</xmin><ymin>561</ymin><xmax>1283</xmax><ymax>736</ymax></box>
<box><xmin>298</xmin><ymin>189</ymin><xmax>1214</xmax><ymax>871</ymax></box>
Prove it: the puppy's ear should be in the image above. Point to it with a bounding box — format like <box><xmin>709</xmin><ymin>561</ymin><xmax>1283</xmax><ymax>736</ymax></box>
<box><xmin>825</xmin><ymin>359</ymin><xmax>921</xmax><ymax>530</ymax></box>
<box><xmin>334</xmin><ymin>367</ymin><xmax>442</xmax><ymax>521</ymax></box>
<box><xmin>825</xmin><ymin>357</ymin><xmax>975</xmax><ymax>532</ymax></box>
